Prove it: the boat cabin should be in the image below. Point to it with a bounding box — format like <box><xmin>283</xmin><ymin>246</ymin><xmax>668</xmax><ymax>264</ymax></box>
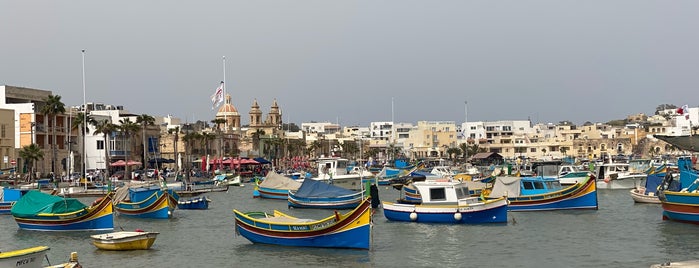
<box><xmin>317</xmin><ymin>158</ymin><xmax>351</xmax><ymax>177</ymax></box>
<box><xmin>410</xmin><ymin>181</ymin><xmax>474</xmax><ymax>205</ymax></box>
<box><xmin>520</xmin><ymin>177</ymin><xmax>563</xmax><ymax>195</ymax></box>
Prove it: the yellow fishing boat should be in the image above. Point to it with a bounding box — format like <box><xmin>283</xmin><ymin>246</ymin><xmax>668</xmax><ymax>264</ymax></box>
<box><xmin>90</xmin><ymin>231</ymin><xmax>159</xmax><ymax>250</ymax></box>
<box><xmin>0</xmin><ymin>246</ymin><xmax>49</xmax><ymax>268</ymax></box>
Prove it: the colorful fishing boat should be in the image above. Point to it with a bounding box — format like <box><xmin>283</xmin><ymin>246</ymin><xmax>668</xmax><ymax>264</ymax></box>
<box><xmin>11</xmin><ymin>190</ymin><xmax>114</xmax><ymax>231</ymax></box>
<box><xmin>488</xmin><ymin>174</ymin><xmax>598</xmax><ymax>211</ymax></box>
<box><xmin>0</xmin><ymin>246</ymin><xmax>50</xmax><ymax>268</ymax></box>
<box><xmin>114</xmin><ymin>190</ymin><xmax>177</xmax><ymax>219</ymax></box>
<box><xmin>383</xmin><ymin>180</ymin><xmax>508</xmax><ymax>224</ymax></box>
<box><xmin>113</xmin><ymin>183</ymin><xmax>179</xmax><ymax>219</ymax></box>
<box><xmin>254</xmin><ymin>171</ymin><xmax>301</xmax><ymax>199</ymax></box>
<box><xmin>630</xmin><ymin>166</ymin><xmax>676</xmax><ymax>204</ymax></box>
<box><xmin>658</xmin><ymin>157</ymin><xmax>699</xmax><ymax>223</ymax></box>
<box><xmin>0</xmin><ymin>187</ymin><xmax>29</xmax><ymax>215</ymax></box>
<box><xmin>287</xmin><ymin>179</ymin><xmax>363</xmax><ymax>209</ymax></box>
<box><xmin>91</xmin><ymin>230</ymin><xmax>160</xmax><ymax>250</ymax></box>
<box><xmin>234</xmin><ymin>198</ymin><xmax>372</xmax><ymax>249</ymax></box>
<box><xmin>177</xmin><ymin>196</ymin><xmax>211</xmax><ymax>210</ymax></box>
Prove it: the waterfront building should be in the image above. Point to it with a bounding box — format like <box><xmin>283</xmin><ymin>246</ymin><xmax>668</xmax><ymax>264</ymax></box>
<box><xmin>404</xmin><ymin>121</ymin><xmax>457</xmax><ymax>159</ymax></box>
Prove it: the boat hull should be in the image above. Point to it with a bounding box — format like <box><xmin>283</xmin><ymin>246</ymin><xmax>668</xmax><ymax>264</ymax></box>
<box><xmin>115</xmin><ymin>191</ymin><xmax>173</xmax><ymax>219</ymax></box>
<box><xmin>507</xmin><ymin>176</ymin><xmax>598</xmax><ymax>211</ymax></box>
<box><xmin>0</xmin><ymin>246</ymin><xmax>50</xmax><ymax>268</ymax></box>
<box><xmin>382</xmin><ymin>198</ymin><xmax>508</xmax><ymax>224</ymax></box>
<box><xmin>596</xmin><ymin>175</ymin><xmax>645</xmax><ymax>190</ymax></box>
<box><xmin>91</xmin><ymin>231</ymin><xmax>159</xmax><ymax>250</ymax></box>
<box><xmin>630</xmin><ymin>188</ymin><xmax>661</xmax><ymax>204</ymax></box>
<box><xmin>0</xmin><ymin>201</ymin><xmax>13</xmax><ymax>214</ymax></box>
<box><xmin>661</xmin><ymin>191</ymin><xmax>699</xmax><ymax>223</ymax></box>
<box><xmin>287</xmin><ymin>192</ymin><xmax>363</xmax><ymax>209</ymax></box>
<box><xmin>256</xmin><ymin>187</ymin><xmax>290</xmax><ymax>200</ymax></box>
<box><xmin>234</xmin><ymin>199</ymin><xmax>372</xmax><ymax>249</ymax></box>
<box><xmin>13</xmin><ymin>195</ymin><xmax>114</xmax><ymax>231</ymax></box>
<box><xmin>177</xmin><ymin>196</ymin><xmax>210</xmax><ymax>210</ymax></box>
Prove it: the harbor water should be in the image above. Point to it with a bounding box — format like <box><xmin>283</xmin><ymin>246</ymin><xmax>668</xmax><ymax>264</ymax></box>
<box><xmin>1</xmin><ymin>185</ymin><xmax>698</xmax><ymax>268</ymax></box>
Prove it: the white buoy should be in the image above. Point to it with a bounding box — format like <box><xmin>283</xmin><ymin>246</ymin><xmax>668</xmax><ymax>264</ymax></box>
<box><xmin>454</xmin><ymin>212</ymin><xmax>462</xmax><ymax>221</ymax></box>
<box><xmin>409</xmin><ymin>212</ymin><xmax>418</xmax><ymax>221</ymax></box>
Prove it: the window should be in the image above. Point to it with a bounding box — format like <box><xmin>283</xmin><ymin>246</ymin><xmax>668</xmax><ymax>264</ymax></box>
<box><xmin>430</xmin><ymin>188</ymin><xmax>446</xmax><ymax>201</ymax></box>
<box><xmin>523</xmin><ymin>181</ymin><xmax>534</xmax><ymax>190</ymax></box>
<box><xmin>455</xmin><ymin>187</ymin><xmax>469</xmax><ymax>199</ymax></box>
<box><xmin>530</xmin><ymin>148</ymin><xmax>537</xmax><ymax>152</ymax></box>
<box><xmin>533</xmin><ymin>181</ymin><xmax>544</xmax><ymax>189</ymax></box>
<box><xmin>97</xmin><ymin>140</ymin><xmax>104</xmax><ymax>150</ymax></box>
<box><xmin>0</xmin><ymin>124</ymin><xmax>5</xmax><ymax>138</ymax></box>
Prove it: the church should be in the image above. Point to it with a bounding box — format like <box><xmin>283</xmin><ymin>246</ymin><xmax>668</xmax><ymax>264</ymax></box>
<box><xmin>212</xmin><ymin>94</ymin><xmax>283</xmax><ymax>157</ymax></box>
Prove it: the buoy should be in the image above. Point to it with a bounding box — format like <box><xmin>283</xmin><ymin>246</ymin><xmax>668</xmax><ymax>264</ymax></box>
<box><xmin>603</xmin><ymin>177</ymin><xmax>610</xmax><ymax>183</ymax></box>
<box><xmin>409</xmin><ymin>212</ymin><xmax>418</xmax><ymax>221</ymax></box>
<box><xmin>454</xmin><ymin>212</ymin><xmax>462</xmax><ymax>221</ymax></box>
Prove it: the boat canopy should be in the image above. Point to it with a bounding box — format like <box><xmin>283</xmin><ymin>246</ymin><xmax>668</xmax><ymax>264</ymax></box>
<box><xmin>11</xmin><ymin>190</ymin><xmax>87</xmax><ymax>217</ymax></box>
<box><xmin>259</xmin><ymin>171</ymin><xmax>301</xmax><ymax>190</ymax></box>
<box><xmin>294</xmin><ymin>179</ymin><xmax>356</xmax><ymax>198</ymax></box>
<box><xmin>489</xmin><ymin>177</ymin><xmax>522</xmax><ymax>198</ymax></box>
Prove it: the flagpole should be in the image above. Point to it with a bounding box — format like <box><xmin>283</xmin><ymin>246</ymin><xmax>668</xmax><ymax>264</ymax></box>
<box><xmin>81</xmin><ymin>49</ymin><xmax>87</xmax><ymax>190</ymax></box>
<box><xmin>223</xmin><ymin>56</ymin><xmax>227</xmax><ymax>132</ymax></box>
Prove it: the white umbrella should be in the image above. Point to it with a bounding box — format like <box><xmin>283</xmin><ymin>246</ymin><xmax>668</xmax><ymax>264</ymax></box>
<box><xmin>177</xmin><ymin>152</ymin><xmax>182</xmax><ymax>172</ymax></box>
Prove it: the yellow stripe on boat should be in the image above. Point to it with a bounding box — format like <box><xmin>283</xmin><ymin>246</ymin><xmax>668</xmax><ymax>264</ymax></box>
<box><xmin>0</xmin><ymin>246</ymin><xmax>49</xmax><ymax>259</ymax></box>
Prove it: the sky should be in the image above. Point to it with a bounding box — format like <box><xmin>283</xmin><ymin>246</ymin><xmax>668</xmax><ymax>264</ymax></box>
<box><xmin>2</xmin><ymin>1</ymin><xmax>698</xmax><ymax>127</ymax></box>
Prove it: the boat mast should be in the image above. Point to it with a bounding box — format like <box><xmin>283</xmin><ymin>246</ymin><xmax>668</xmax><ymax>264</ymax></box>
<box><xmin>81</xmin><ymin>49</ymin><xmax>87</xmax><ymax>191</ymax></box>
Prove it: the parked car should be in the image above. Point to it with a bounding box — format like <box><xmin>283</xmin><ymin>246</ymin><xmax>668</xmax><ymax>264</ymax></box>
<box><xmin>110</xmin><ymin>170</ymin><xmax>125</xmax><ymax>180</ymax></box>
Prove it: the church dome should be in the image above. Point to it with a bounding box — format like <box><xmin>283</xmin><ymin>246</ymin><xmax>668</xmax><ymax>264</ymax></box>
<box><xmin>217</xmin><ymin>95</ymin><xmax>239</xmax><ymax>115</ymax></box>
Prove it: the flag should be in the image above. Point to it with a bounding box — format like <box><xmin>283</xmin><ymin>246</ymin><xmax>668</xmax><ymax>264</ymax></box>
<box><xmin>211</xmin><ymin>82</ymin><xmax>224</xmax><ymax>110</ymax></box>
<box><xmin>677</xmin><ymin>105</ymin><xmax>690</xmax><ymax>120</ymax></box>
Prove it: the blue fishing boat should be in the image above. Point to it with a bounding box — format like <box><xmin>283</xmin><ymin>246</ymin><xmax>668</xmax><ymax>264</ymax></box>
<box><xmin>0</xmin><ymin>187</ymin><xmax>28</xmax><ymax>215</ymax></box>
<box><xmin>113</xmin><ymin>184</ymin><xmax>179</xmax><ymax>219</ymax></box>
<box><xmin>287</xmin><ymin>179</ymin><xmax>363</xmax><ymax>209</ymax></box>
<box><xmin>488</xmin><ymin>161</ymin><xmax>598</xmax><ymax>211</ymax></box>
<box><xmin>11</xmin><ymin>190</ymin><xmax>114</xmax><ymax>231</ymax></box>
<box><xmin>234</xmin><ymin>198</ymin><xmax>372</xmax><ymax>249</ymax></box>
<box><xmin>178</xmin><ymin>196</ymin><xmax>211</xmax><ymax>210</ymax></box>
<box><xmin>658</xmin><ymin>157</ymin><xmax>699</xmax><ymax>224</ymax></box>
<box><xmin>383</xmin><ymin>180</ymin><xmax>508</xmax><ymax>224</ymax></box>
<box><xmin>254</xmin><ymin>171</ymin><xmax>301</xmax><ymax>199</ymax></box>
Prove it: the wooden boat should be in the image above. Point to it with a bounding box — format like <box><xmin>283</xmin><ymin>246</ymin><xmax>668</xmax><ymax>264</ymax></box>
<box><xmin>287</xmin><ymin>179</ymin><xmax>363</xmax><ymax>209</ymax></box>
<box><xmin>308</xmin><ymin>157</ymin><xmax>373</xmax><ymax>191</ymax></box>
<box><xmin>254</xmin><ymin>171</ymin><xmax>301</xmax><ymax>199</ymax></box>
<box><xmin>234</xmin><ymin>198</ymin><xmax>372</xmax><ymax>249</ymax></box>
<box><xmin>658</xmin><ymin>157</ymin><xmax>699</xmax><ymax>223</ymax></box>
<box><xmin>0</xmin><ymin>246</ymin><xmax>50</xmax><ymax>268</ymax></box>
<box><xmin>91</xmin><ymin>231</ymin><xmax>159</xmax><ymax>250</ymax></box>
<box><xmin>630</xmin><ymin>172</ymin><xmax>670</xmax><ymax>204</ymax></box>
<box><xmin>382</xmin><ymin>180</ymin><xmax>508</xmax><ymax>224</ymax></box>
<box><xmin>114</xmin><ymin>190</ymin><xmax>177</xmax><ymax>219</ymax></box>
<box><xmin>0</xmin><ymin>187</ymin><xmax>29</xmax><ymax>214</ymax></box>
<box><xmin>11</xmin><ymin>190</ymin><xmax>113</xmax><ymax>231</ymax></box>
<box><xmin>488</xmin><ymin>173</ymin><xmax>598</xmax><ymax>211</ymax></box>
<box><xmin>177</xmin><ymin>196</ymin><xmax>211</xmax><ymax>210</ymax></box>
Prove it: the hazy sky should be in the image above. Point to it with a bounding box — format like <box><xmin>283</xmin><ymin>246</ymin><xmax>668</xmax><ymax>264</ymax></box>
<box><xmin>2</xmin><ymin>1</ymin><xmax>698</xmax><ymax>126</ymax></box>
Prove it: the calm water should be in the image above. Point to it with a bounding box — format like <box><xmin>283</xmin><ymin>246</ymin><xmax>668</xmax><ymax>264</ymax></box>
<box><xmin>1</xmin><ymin>185</ymin><xmax>698</xmax><ymax>268</ymax></box>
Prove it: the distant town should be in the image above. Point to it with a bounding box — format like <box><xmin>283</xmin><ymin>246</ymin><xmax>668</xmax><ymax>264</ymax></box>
<box><xmin>1</xmin><ymin>84</ymin><xmax>695</xmax><ymax>180</ymax></box>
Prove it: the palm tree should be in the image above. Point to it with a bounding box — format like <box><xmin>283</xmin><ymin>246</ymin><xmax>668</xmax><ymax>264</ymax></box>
<box><xmin>71</xmin><ymin>112</ymin><xmax>94</xmax><ymax>179</ymax></box>
<box><xmin>19</xmin><ymin>144</ymin><xmax>44</xmax><ymax>182</ymax></box>
<box><xmin>201</xmin><ymin>132</ymin><xmax>216</xmax><ymax>156</ymax></box>
<box><xmin>40</xmin><ymin>94</ymin><xmax>65</xmax><ymax>179</ymax></box>
<box><xmin>252</xmin><ymin>129</ymin><xmax>265</xmax><ymax>151</ymax></box>
<box><xmin>92</xmin><ymin>119</ymin><xmax>116</xmax><ymax>181</ymax></box>
<box><xmin>182</xmin><ymin>131</ymin><xmax>200</xmax><ymax>184</ymax></box>
<box><xmin>136</xmin><ymin>114</ymin><xmax>156</xmax><ymax>168</ymax></box>
<box><xmin>309</xmin><ymin>140</ymin><xmax>322</xmax><ymax>158</ymax></box>
<box><xmin>459</xmin><ymin>143</ymin><xmax>469</xmax><ymax>159</ymax></box>
<box><xmin>168</xmin><ymin>126</ymin><xmax>182</xmax><ymax>173</ymax></box>
<box><xmin>446</xmin><ymin>147</ymin><xmax>462</xmax><ymax>162</ymax></box>
<box><xmin>119</xmin><ymin>118</ymin><xmax>140</xmax><ymax>179</ymax></box>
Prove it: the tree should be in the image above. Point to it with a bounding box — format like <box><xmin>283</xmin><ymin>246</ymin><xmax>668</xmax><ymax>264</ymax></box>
<box><xmin>71</xmin><ymin>112</ymin><xmax>94</xmax><ymax>179</ymax></box>
<box><xmin>40</xmin><ymin>94</ymin><xmax>65</xmax><ymax>179</ymax></box>
<box><xmin>459</xmin><ymin>143</ymin><xmax>469</xmax><ymax>159</ymax></box>
<box><xmin>119</xmin><ymin>118</ymin><xmax>140</xmax><ymax>179</ymax></box>
<box><xmin>92</xmin><ymin>119</ymin><xmax>116</xmax><ymax>181</ymax></box>
<box><xmin>252</xmin><ymin>129</ymin><xmax>266</xmax><ymax>151</ymax></box>
<box><xmin>19</xmin><ymin>144</ymin><xmax>44</xmax><ymax>182</ymax></box>
<box><xmin>168</xmin><ymin>127</ymin><xmax>182</xmax><ymax>173</ymax></box>
<box><xmin>446</xmin><ymin>147</ymin><xmax>462</xmax><ymax>162</ymax></box>
<box><xmin>309</xmin><ymin>140</ymin><xmax>322</xmax><ymax>158</ymax></box>
<box><xmin>136</xmin><ymin>114</ymin><xmax>156</xmax><ymax>168</ymax></box>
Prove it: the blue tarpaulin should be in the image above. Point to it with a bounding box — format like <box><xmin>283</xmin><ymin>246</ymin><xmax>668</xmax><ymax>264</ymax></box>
<box><xmin>294</xmin><ymin>179</ymin><xmax>355</xmax><ymax>198</ymax></box>
<box><xmin>253</xmin><ymin>157</ymin><xmax>271</xmax><ymax>164</ymax></box>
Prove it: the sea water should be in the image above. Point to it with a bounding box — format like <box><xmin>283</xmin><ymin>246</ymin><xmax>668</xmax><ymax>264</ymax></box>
<box><xmin>0</xmin><ymin>186</ymin><xmax>697</xmax><ymax>268</ymax></box>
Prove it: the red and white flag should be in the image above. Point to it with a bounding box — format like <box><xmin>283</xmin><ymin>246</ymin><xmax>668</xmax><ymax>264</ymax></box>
<box><xmin>211</xmin><ymin>82</ymin><xmax>224</xmax><ymax>110</ymax></box>
<box><xmin>677</xmin><ymin>105</ymin><xmax>690</xmax><ymax>120</ymax></box>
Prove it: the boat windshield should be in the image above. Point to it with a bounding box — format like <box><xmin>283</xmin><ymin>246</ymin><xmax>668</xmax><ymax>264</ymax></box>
<box><xmin>455</xmin><ymin>186</ymin><xmax>470</xmax><ymax>199</ymax></box>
